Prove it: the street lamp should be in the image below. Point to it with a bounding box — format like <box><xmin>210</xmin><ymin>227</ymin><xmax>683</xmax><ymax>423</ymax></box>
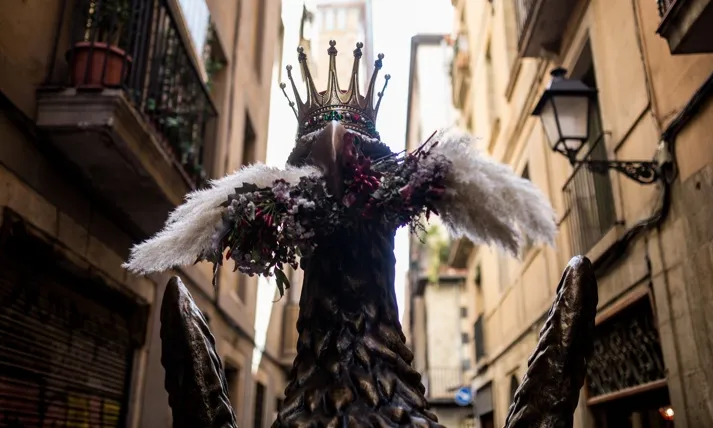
<box><xmin>532</xmin><ymin>68</ymin><xmax>661</xmax><ymax>185</ymax></box>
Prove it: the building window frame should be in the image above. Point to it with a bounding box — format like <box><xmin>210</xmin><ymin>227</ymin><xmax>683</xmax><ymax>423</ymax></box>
<box><xmin>561</xmin><ymin>39</ymin><xmax>617</xmax><ymax>256</ymax></box>
<box><xmin>253</xmin><ymin>382</ymin><xmax>266</xmax><ymax>428</ymax></box>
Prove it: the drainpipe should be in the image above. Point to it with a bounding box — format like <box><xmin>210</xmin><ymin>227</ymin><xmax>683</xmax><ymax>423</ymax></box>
<box><xmin>593</xmin><ymin>70</ymin><xmax>713</xmax><ymax>275</ymax></box>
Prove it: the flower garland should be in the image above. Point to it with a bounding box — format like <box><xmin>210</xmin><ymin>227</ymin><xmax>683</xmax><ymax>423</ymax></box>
<box><xmin>204</xmin><ymin>132</ymin><xmax>452</xmax><ymax>295</ymax></box>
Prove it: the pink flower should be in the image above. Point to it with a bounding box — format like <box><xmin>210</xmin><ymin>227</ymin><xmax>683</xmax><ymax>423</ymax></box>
<box><xmin>399</xmin><ymin>185</ymin><xmax>413</xmax><ymax>200</ymax></box>
<box><xmin>343</xmin><ymin>193</ymin><xmax>357</xmax><ymax>207</ymax></box>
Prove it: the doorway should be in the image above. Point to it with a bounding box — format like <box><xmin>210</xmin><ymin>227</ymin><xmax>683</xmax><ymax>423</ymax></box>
<box><xmin>479</xmin><ymin>411</ymin><xmax>494</xmax><ymax>428</ymax></box>
<box><xmin>592</xmin><ymin>386</ymin><xmax>674</xmax><ymax>428</ymax></box>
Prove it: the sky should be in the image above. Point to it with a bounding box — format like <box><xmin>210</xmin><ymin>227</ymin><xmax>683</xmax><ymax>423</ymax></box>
<box><xmin>370</xmin><ymin>0</ymin><xmax>454</xmax><ymax>317</ymax></box>
<box><xmin>254</xmin><ymin>0</ymin><xmax>455</xmax><ymax>372</ymax></box>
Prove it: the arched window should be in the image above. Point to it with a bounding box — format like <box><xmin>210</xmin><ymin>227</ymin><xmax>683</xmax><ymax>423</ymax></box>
<box><xmin>509</xmin><ymin>374</ymin><xmax>520</xmax><ymax>403</ymax></box>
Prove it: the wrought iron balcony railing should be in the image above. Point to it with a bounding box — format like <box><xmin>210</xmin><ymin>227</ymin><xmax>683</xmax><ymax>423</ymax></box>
<box><xmin>44</xmin><ymin>0</ymin><xmax>218</xmax><ymax>187</ymax></box>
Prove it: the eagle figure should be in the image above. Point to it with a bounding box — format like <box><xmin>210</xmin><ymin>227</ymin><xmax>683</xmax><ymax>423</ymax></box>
<box><xmin>124</xmin><ymin>41</ymin><xmax>598</xmax><ymax>428</ymax></box>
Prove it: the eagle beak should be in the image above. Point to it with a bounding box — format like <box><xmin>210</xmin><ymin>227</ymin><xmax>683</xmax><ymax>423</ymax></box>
<box><xmin>307</xmin><ymin>121</ymin><xmax>348</xmax><ymax>198</ymax></box>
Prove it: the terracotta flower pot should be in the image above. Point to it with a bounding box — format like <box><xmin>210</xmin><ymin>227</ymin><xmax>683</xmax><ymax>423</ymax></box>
<box><xmin>69</xmin><ymin>41</ymin><xmax>132</xmax><ymax>87</ymax></box>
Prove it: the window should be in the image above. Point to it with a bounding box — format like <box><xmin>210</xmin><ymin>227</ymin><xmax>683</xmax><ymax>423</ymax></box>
<box><xmin>253</xmin><ymin>0</ymin><xmax>266</xmax><ymax>78</ymax></box>
<box><xmin>466</xmin><ymin>115</ymin><xmax>474</xmax><ymax>134</ymax></box>
<box><xmin>253</xmin><ymin>382</ymin><xmax>266</xmax><ymax>428</ymax></box>
<box><xmin>274</xmin><ymin>397</ymin><xmax>284</xmax><ymax>422</ymax></box>
<box><xmin>461</xmin><ymin>333</ymin><xmax>469</xmax><ymax>344</ymax></box>
<box><xmin>225</xmin><ymin>365</ymin><xmax>240</xmax><ymax>410</ymax></box>
<box><xmin>178</xmin><ymin>0</ymin><xmax>211</xmax><ymax>61</ymax></box>
<box><xmin>474</xmin><ymin>315</ymin><xmax>486</xmax><ymax>361</ymax></box>
<box><xmin>510</xmin><ymin>374</ymin><xmax>520</xmax><ymax>403</ymax></box>
<box><xmin>485</xmin><ymin>42</ymin><xmax>499</xmax><ymax>127</ymax></box>
<box><xmin>200</xmin><ymin>24</ymin><xmax>227</xmax><ymax>178</ymax></box>
<box><xmin>275</xmin><ymin>23</ymin><xmax>284</xmax><ymax>82</ymax></box>
<box><xmin>336</xmin><ymin>8</ymin><xmax>347</xmax><ymax>29</ymax></box>
<box><xmin>462</xmin><ymin>358</ymin><xmax>471</xmax><ymax>371</ymax></box>
<box><xmin>474</xmin><ymin>264</ymin><xmax>482</xmax><ymax>287</ymax></box>
<box><xmin>521</xmin><ymin>164</ymin><xmax>534</xmax><ymax>254</ymax></box>
<box><xmin>460</xmin><ymin>307</ymin><xmax>468</xmax><ymax>318</ymax></box>
<box><xmin>513</xmin><ymin>0</ymin><xmax>528</xmax><ymax>42</ymax></box>
<box><xmin>236</xmin><ymin>274</ymin><xmax>247</xmax><ymax>302</ymax></box>
<box><xmin>564</xmin><ymin>41</ymin><xmax>616</xmax><ymax>255</ymax></box>
<box><xmin>242</xmin><ymin>113</ymin><xmax>256</xmax><ymax>166</ymax></box>
<box><xmin>323</xmin><ymin>9</ymin><xmax>335</xmax><ymax>30</ymax></box>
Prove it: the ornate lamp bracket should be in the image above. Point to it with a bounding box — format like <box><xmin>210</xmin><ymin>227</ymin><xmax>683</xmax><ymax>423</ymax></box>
<box><xmin>578</xmin><ymin>159</ymin><xmax>660</xmax><ymax>185</ymax></box>
<box><xmin>566</xmin><ymin>133</ymin><xmax>668</xmax><ymax>185</ymax></box>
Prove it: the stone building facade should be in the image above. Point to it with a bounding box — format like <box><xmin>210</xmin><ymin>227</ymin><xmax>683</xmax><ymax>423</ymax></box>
<box><xmin>0</xmin><ymin>0</ymin><xmax>286</xmax><ymax>426</ymax></box>
<box><xmin>448</xmin><ymin>0</ymin><xmax>713</xmax><ymax>426</ymax></box>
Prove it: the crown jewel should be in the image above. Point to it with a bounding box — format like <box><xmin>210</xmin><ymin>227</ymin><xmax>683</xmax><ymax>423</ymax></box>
<box><xmin>280</xmin><ymin>41</ymin><xmax>390</xmax><ymax>139</ymax></box>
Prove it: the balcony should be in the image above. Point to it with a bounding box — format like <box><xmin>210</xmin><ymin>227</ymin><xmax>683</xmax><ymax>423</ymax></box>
<box><xmin>424</xmin><ymin>367</ymin><xmax>465</xmax><ymax>402</ymax></box>
<box><xmin>36</xmin><ymin>0</ymin><xmax>218</xmax><ymax>235</ymax></box>
<box><xmin>657</xmin><ymin>0</ymin><xmax>713</xmax><ymax>53</ymax></box>
<box><xmin>515</xmin><ymin>0</ymin><xmax>578</xmax><ymax>57</ymax></box>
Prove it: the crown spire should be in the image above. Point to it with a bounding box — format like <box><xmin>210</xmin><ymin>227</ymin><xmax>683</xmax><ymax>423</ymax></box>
<box><xmin>345</xmin><ymin>42</ymin><xmax>364</xmax><ymax>104</ymax></box>
<box><xmin>280</xmin><ymin>41</ymin><xmax>389</xmax><ymax>139</ymax></box>
<box><xmin>365</xmin><ymin>53</ymin><xmax>384</xmax><ymax>112</ymax></box>
<box><xmin>325</xmin><ymin>40</ymin><xmax>341</xmax><ymax>105</ymax></box>
<box><xmin>297</xmin><ymin>46</ymin><xmax>321</xmax><ymax>109</ymax></box>
<box><xmin>374</xmin><ymin>74</ymin><xmax>391</xmax><ymax>118</ymax></box>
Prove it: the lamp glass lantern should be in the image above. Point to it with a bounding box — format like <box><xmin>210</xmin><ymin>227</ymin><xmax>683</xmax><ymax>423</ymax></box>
<box><xmin>532</xmin><ymin>68</ymin><xmax>599</xmax><ymax>163</ymax></box>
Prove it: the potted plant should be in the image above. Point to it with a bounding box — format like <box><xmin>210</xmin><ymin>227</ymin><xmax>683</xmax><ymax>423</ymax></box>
<box><xmin>69</xmin><ymin>0</ymin><xmax>132</xmax><ymax>87</ymax></box>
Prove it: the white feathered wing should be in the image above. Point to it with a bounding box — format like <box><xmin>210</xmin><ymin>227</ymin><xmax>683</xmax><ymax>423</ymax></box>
<box><xmin>429</xmin><ymin>128</ymin><xmax>557</xmax><ymax>255</ymax></box>
<box><xmin>123</xmin><ymin>129</ymin><xmax>556</xmax><ymax>275</ymax></box>
<box><xmin>122</xmin><ymin>163</ymin><xmax>320</xmax><ymax>275</ymax></box>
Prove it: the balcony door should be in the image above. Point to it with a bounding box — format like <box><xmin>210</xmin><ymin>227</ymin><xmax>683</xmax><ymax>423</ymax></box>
<box><xmin>564</xmin><ymin>41</ymin><xmax>616</xmax><ymax>255</ymax></box>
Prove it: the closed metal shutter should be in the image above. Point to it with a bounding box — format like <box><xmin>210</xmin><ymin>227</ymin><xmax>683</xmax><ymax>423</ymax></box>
<box><xmin>0</xmin><ymin>257</ymin><xmax>133</xmax><ymax>427</ymax></box>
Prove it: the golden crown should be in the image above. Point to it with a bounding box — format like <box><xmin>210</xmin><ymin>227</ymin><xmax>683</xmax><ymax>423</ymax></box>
<box><xmin>280</xmin><ymin>41</ymin><xmax>390</xmax><ymax>139</ymax></box>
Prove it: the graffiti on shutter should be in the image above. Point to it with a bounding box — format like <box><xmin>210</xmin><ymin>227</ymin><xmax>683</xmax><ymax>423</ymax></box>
<box><xmin>0</xmin><ymin>260</ymin><xmax>132</xmax><ymax>427</ymax></box>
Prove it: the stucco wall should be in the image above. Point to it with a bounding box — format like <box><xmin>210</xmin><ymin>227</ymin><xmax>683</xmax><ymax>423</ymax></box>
<box><xmin>452</xmin><ymin>0</ymin><xmax>713</xmax><ymax>425</ymax></box>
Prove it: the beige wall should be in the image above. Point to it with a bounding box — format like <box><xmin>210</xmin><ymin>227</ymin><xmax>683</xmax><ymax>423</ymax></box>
<box><xmin>452</xmin><ymin>0</ymin><xmax>713</xmax><ymax>426</ymax></box>
<box><xmin>0</xmin><ymin>0</ymin><xmax>285</xmax><ymax>426</ymax></box>
<box><xmin>424</xmin><ymin>282</ymin><xmax>464</xmax><ymax>373</ymax></box>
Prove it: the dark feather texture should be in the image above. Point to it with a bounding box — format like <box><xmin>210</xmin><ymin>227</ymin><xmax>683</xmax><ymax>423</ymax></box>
<box><xmin>504</xmin><ymin>256</ymin><xmax>598</xmax><ymax>428</ymax></box>
<box><xmin>273</xmin><ymin>225</ymin><xmax>442</xmax><ymax>427</ymax></box>
<box><xmin>161</xmin><ymin>277</ymin><xmax>239</xmax><ymax>428</ymax></box>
